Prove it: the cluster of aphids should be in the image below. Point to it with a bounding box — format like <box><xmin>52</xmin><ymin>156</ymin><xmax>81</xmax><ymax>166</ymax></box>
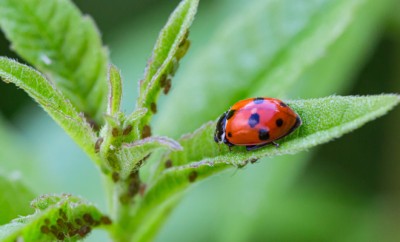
<box><xmin>159</xmin><ymin>30</ymin><xmax>191</xmax><ymax>96</ymax></box>
<box><xmin>115</xmin><ymin>155</ymin><xmax>150</xmax><ymax>204</ymax></box>
<box><xmin>39</xmin><ymin>209</ymin><xmax>111</xmax><ymax>240</ymax></box>
<box><xmin>142</xmin><ymin>30</ymin><xmax>191</xmax><ymax>139</ymax></box>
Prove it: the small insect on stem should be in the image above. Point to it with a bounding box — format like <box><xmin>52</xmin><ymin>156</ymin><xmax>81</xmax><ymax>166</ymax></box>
<box><xmin>94</xmin><ymin>138</ymin><xmax>104</xmax><ymax>153</ymax></box>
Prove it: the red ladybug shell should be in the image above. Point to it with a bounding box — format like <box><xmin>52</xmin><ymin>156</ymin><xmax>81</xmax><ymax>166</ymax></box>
<box><xmin>214</xmin><ymin>97</ymin><xmax>301</xmax><ymax>150</ymax></box>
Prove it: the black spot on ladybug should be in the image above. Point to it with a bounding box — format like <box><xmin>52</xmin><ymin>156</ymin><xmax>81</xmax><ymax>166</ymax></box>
<box><xmin>280</xmin><ymin>102</ymin><xmax>287</xmax><ymax>107</ymax></box>
<box><xmin>248</xmin><ymin>113</ymin><xmax>260</xmax><ymax>128</ymax></box>
<box><xmin>258</xmin><ymin>129</ymin><xmax>270</xmax><ymax>140</ymax></box>
<box><xmin>226</xmin><ymin>109</ymin><xmax>236</xmax><ymax>120</ymax></box>
<box><xmin>253</xmin><ymin>97</ymin><xmax>264</xmax><ymax>104</ymax></box>
<box><xmin>276</xmin><ymin>118</ymin><xmax>283</xmax><ymax>127</ymax></box>
<box><xmin>188</xmin><ymin>171</ymin><xmax>198</xmax><ymax>182</ymax></box>
<box><xmin>228</xmin><ymin>132</ymin><xmax>232</xmax><ymax>137</ymax></box>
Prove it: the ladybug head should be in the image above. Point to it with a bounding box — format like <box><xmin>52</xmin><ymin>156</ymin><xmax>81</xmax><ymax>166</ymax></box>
<box><xmin>214</xmin><ymin>112</ymin><xmax>227</xmax><ymax>144</ymax></box>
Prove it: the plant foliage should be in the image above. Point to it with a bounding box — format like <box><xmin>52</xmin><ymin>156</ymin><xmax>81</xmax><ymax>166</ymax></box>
<box><xmin>0</xmin><ymin>0</ymin><xmax>398</xmax><ymax>241</ymax></box>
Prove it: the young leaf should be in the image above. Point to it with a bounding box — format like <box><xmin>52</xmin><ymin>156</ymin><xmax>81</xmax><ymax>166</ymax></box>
<box><xmin>0</xmin><ymin>172</ymin><xmax>36</xmax><ymax>225</ymax></box>
<box><xmin>136</xmin><ymin>95</ymin><xmax>399</xmax><ymax>240</ymax></box>
<box><xmin>0</xmin><ymin>194</ymin><xmax>111</xmax><ymax>241</ymax></box>
<box><xmin>135</xmin><ymin>0</ymin><xmax>199</xmax><ymax>132</ymax></box>
<box><xmin>107</xmin><ymin>64</ymin><xmax>123</xmax><ymax>116</ymax></box>
<box><xmin>0</xmin><ymin>57</ymin><xmax>101</xmax><ymax>166</ymax></box>
<box><xmin>124</xmin><ymin>108</ymin><xmax>148</xmax><ymax>140</ymax></box>
<box><xmin>116</xmin><ymin>137</ymin><xmax>182</xmax><ymax>179</ymax></box>
<box><xmin>0</xmin><ymin>0</ymin><xmax>108</xmax><ymax>123</ymax></box>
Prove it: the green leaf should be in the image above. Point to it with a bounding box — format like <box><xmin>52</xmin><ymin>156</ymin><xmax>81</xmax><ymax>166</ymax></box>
<box><xmin>0</xmin><ymin>57</ymin><xmax>101</xmax><ymax>166</ymax></box>
<box><xmin>150</xmin><ymin>0</ymin><xmax>394</xmax><ymax>239</ymax></box>
<box><xmin>107</xmin><ymin>64</ymin><xmax>123</xmax><ymax>116</ymax></box>
<box><xmin>154</xmin><ymin>0</ymin><xmax>395</xmax><ymax>239</ymax></box>
<box><xmin>0</xmin><ymin>171</ymin><xmax>36</xmax><ymax>225</ymax></box>
<box><xmin>156</xmin><ymin>0</ymin><xmax>390</xmax><ymax>137</ymax></box>
<box><xmin>116</xmin><ymin>137</ymin><xmax>182</xmax><ymax>179</ymax></box>
<box><xmin>0</xmin><ymin>0</ymin><xmax>108</xmax><ymax>123</ymax></box>
<box><xmin>160</xmin><ymin>95</ymin><xmax>400</xmax><ymax>169</ymax></box>
<box><xmin>138</xmin><ymin>95</ymin><xmax>399</xmax><ymax>240</ymax></box>
<box><xmin>96</xmin><ymin>108</ymin><xmax>150</xmax><ymax>172</ymax></box>
<box><xmin>0</xmin><ymin>194</ymin><xmax>111</xmax><ymax>241</ymax></box>
<box><xmin>135</xmin><ymin>0</ymin><xmax>199</xmax><ymax>133</ymax></box>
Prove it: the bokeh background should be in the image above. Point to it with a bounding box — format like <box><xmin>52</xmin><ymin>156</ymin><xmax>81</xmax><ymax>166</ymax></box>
<box><xmin>1</xmin><ymin>0</ymin><xmax>399</xmax><ymax>241</ymax></box>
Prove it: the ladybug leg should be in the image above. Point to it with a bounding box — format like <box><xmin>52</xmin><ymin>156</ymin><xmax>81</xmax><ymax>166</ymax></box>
<box><xmin>246</xmin><ymin>143</ymin><xmax>270</xmax><ymax>151</ymax></box>
<box><xmin>223</xmin><ymin>139</ymin><xmax>234</xmax><ymax>152</ymax></box>
<box><xmin>272</xmin><ymin>141</ymin><xmax>280</xmax><ymax>148</ymax></box>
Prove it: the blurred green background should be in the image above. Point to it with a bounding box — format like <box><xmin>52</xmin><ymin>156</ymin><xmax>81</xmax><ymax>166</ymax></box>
<box><xmin>1</xmin><ymin>0</ymin><xmax>399</xmax><ymax>241</ymax></box>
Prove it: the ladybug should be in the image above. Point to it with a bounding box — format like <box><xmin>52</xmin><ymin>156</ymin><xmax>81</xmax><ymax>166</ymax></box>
<box><xmin>214</xmin><ymin>97</ymin><xmax>302</xmax><ymax>151</ymax></box>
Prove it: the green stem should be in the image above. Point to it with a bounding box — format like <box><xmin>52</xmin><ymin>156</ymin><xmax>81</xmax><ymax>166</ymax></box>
<box><xmin>107</xmin><ymin>174</ymin><xmax>143</xmax><ymax>241</ymax></box>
